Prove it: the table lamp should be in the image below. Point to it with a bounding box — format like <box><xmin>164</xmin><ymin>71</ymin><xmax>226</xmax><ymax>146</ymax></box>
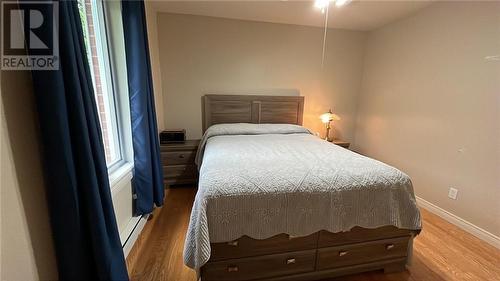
<box><xmin>320</xmin><ymin>109</ymin><xmax>340</xmax><ymax>141</ymax></box>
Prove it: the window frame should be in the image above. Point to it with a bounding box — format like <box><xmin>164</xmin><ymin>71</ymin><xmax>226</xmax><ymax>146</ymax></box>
<box><xmin>93</xmin><ymin>0</ymin><xmax>123</xmax><ymax>170</ymax></box>
<box><xmin>80</xmin><ymin>0</ymin><xmax>134</xmax><ymax>182</ymax></box>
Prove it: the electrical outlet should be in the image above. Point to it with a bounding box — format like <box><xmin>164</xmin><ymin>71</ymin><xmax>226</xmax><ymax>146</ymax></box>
<box><xmin>448</xmin><ymin>188</ymin><xmax>458</xmax><ymax>200</ymax></box>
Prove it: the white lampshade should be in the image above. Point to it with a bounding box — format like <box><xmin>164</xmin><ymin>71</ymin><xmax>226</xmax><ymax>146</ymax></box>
<box><xmin>320</xmin><ymin>110</ymin><xmax>340</xmax><ymax>123</ymax></box>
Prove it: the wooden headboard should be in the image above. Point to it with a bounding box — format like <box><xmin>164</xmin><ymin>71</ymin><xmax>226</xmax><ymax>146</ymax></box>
<box><xmin>203</xmin><ymin>95</ymin><xmax>305</xmax><ymax>132</ymax></box>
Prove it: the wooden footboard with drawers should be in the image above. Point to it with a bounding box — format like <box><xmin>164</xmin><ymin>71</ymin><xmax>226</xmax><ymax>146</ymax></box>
<box><xmin>201</xmin><ymin>226</ymin><xmax>417</xmax><ymax>281</ymax></box>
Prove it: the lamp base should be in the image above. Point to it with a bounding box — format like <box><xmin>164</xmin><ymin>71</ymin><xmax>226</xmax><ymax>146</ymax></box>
<box><xmin>324</xmin><ymin>124</ymin><xmax>331</xmax><ymax>141</ymax></box>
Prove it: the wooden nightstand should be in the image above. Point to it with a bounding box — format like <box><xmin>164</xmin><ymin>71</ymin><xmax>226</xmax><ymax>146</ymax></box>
<box><xmin>160</xmin><ymin>140</ymin><xmax>200</xmax><ymax>187</ymax></box>
<box><xmin>331</xmin><ymin>140</ymin><xmax>350</xmax><ymax>149</ymax></box>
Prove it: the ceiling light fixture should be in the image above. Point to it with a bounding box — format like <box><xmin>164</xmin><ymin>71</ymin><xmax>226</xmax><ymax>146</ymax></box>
<box><xmin>314</xmin><ymin>0</ymin><xmax>330</xmax><ymax>10</ymax></box>
<box><xmin>335</xmin><ymin>0</ymin><xmax>351</xmax><ymax>7</ymax></box>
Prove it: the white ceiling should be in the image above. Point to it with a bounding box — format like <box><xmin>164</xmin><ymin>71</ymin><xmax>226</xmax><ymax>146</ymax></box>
<box><xmin>148</xmin><ymin>0</ymin><xmax>433</xmax><ymax>31</ymax></box>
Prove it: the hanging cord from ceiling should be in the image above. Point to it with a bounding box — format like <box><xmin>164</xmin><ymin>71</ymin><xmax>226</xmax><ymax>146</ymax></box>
<box><xmin>321</xmin><ymin>2</ymin><xmax>330</xmax><ymax>68</ymax></box>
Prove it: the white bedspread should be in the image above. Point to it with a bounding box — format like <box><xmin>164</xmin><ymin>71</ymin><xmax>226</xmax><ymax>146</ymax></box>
<box><xmin>184</xmin><ymin>124</ymin><xmax>421</xmax><ymax>270</ymax></box>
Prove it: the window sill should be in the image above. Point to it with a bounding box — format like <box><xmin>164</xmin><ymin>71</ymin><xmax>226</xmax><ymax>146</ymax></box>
<box><xmin>109</xmin><ymin>161</ymin><xmax>134</xmax><ymax>193</ymax></box>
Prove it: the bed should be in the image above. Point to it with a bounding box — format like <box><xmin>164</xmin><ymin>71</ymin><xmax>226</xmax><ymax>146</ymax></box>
<box><xmin>184</xmin><ymin>95</ymin><xmax>422</xmax><ymax>281</ymax></box>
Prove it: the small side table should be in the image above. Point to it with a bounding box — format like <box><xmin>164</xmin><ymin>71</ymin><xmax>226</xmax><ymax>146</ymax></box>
<box><xmin>330</xmin><ymin>140</ymin><xmax>350</xmax><ymax>149</ymax></box>
<box><xmin>160</xmin><ymin>140</ymin><xmax>200</xmax><ymax>187</ymax></box>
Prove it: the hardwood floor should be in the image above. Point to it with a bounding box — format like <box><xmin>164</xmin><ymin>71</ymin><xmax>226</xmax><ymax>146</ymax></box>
<box><xmin>127</xmin><ymin>187</ymin><xmax>500</xmax><ymax>281</ymax></box>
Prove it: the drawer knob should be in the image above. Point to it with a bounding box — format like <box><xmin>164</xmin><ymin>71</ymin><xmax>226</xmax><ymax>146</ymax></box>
<box><xmin>227</xmin><ymin>266</ymin><xmax>239</xmax><ymax>272</ymax></box>
<box><xmin>386</xmin><ymin>244</ymin><xmax>395</xmax><ymax>250</ymax></box>
<box><xmin>339</xmin><ymin>251</ymin><xmax>348</xmax><ymax>257</ymax></box>
<box><xmin>286</xmin><ymin>258</ymin><xmax>296</xmax><ymax>265</ymax></box>
<box><xmin>179</xmin><ymin>154</ymin><xmax>185</xmax><ymax>159</ymax></box>
<box><xmin>227</xmin><ymin>240</ymin><xmax>238</xmax><ymax>247</ymax></box>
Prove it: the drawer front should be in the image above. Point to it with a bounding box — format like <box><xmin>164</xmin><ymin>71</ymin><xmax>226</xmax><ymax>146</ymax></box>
<box><xmin>317</xmin><ymin>236</ymin><xmax>409</xmax><ymax>270</ymax></box>
<box><xmin>210</xmin><ymin>233</ymin><xmax>318</xmax><ymax>261</ymax></box>
<box><xmin>161</xmin><ymin>150</ymin><xmax>196</xmax><ymax>165</ymax></box>
<box><xmin>318</xmin><ymin>226</ymin><xmax>412</xmax><ymax>247</ymax></box>
<box><xmin>160</xmin><ymin>140</ymin><xmax>199</xmax><ymax>152</ymax></box>
<box><xmin>163</xmin><ymin>164</ymin><xmax>197</xmax><ymax>180</ymax></box>
<box><xmin>203</xmin><ymin>250</ymin><xmax>316</xmax><ymax>281</ymax></box>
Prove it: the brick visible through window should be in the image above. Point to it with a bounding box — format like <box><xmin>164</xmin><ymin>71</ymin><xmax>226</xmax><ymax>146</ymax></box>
<box><xmin>83</xmin><ymin>0</ymin><xmax>111</xmax><ymax>163</ymax></box>
<box><xmin>78</xmin><ymin>0</ymin><xmax>121</xmax><ymax>166</ymax></box>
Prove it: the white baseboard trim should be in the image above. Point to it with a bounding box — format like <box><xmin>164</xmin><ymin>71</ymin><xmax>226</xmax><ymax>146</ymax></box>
<box><xmin>123</xmin><ymin>214</ymin><xmax>149</xmax><ymax>257</ymax></box>
<box><xmin>416</xmin><ymin>196</ymin><xmax>500</xmax><ymax>249</ymax></box>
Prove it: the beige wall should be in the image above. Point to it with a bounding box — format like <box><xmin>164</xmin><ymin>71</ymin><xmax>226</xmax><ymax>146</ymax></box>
<box><xmin>145</xmin><ymin>2</ymin><xmax>165</xmax><ymax>131</ymax></box>
<box><xmin>0</xmin><ymin>71</ymin><xmax>58</xmax><ymax>280</ymax></box>
<box><xmin>354</xmin><ymin>2</ymin><xmax>500</xmax><ymax>236</ymax></box>
<box><xmin>157</xmin><ymin>13</ymin><xmax>366</xmax><ymax>139</ymax></box>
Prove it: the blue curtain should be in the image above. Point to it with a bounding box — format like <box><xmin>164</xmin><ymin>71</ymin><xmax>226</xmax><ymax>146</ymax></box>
<box><xmin>122</xmin><ymin>0</ymin><xmax>164</xmax><ymax>215</ymax></box>
<box><xmin>28</xmin><ymin>1</ymin><xmax>128</xmax><ymax>280</ymax></box>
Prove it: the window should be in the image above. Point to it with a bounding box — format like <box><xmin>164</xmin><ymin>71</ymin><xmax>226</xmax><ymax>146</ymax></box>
<box><xmin>78</xmin><ymin>0</ymin><xmax>125</xmax><ymax>169</ymax></box>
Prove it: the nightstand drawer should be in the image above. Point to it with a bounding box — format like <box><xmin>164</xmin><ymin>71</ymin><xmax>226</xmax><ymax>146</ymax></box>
<box><xmin>163</xmin><ymin>164</ymin><xmax>197</xmax><ymax>180</ymax></box>
<box><xmin>160</xmin><ymin>139</ymin><xmax>200</xmax><ymax>186</ymax></box>
<box><xmin>162</xmin><ymin>150</ymin><xmax>196</xmax><ymax>165</ymax></box>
